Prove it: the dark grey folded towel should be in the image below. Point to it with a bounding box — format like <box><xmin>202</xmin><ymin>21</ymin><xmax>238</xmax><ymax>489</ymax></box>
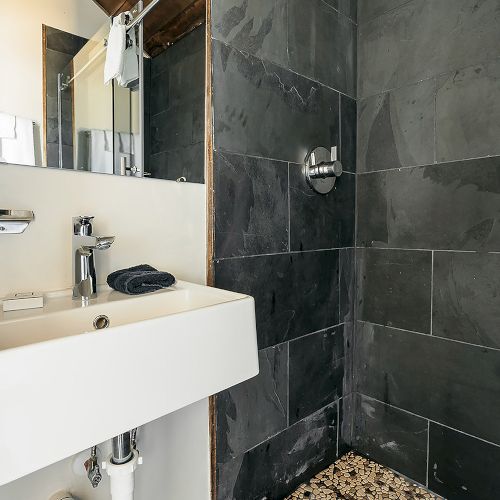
<box><xmin>107</xmin><ymin>264</ymin><xmax>176</xmax><ymax>295</ymax></box>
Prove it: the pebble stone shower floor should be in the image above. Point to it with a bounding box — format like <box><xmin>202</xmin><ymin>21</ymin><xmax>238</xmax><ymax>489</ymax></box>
<box><xmin>285</xmin><ymin>452</ymin><xmax>441</xmax><ymax>499</ymax></box>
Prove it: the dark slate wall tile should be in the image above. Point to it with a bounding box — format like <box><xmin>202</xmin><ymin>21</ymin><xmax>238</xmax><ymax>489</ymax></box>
<box><xmin>288</xmin><ymin>0</ymin><xmax>357</xmax><ymax>96</ymax></box>
<box><xmin>357</xmin><ymin>249</ymin><xmax>432</xmax><ymax>333</ymax></box>
<box><xmin>217</xmin><ymin>403</ymin><xmax>338</xmax><ymax>500</ymax></box>
<box><xmin>338</xmin><ymin>394</ymin><xmax>354</xmax><ymax>457</ymax></box>
<box><xmin>358</xmin><ymin>0</ymin><xmax>500</xmax><ymax>97</ymax></box>
<box><xmin>433</xmin><ymin>252</ymin><xmax>500</xmax><ymax>349</ymax></box>
<box><xmin>357</xmin><ymin>157</ymin><xmax>500</xmax><ymax>251</ymax></box>
<box><xmin>211</xmin><ymin>0</ymin><xmax>288</xmax><ymax>68</ymax></box>
<box><xmin>149</xmin><ymin>25</ymin><xmax>205</xmax><ymax>183</ymax></box>
<box><xmin>214</xmin><ymin>152</ymin><xmax>289</xmax><ymax>258</ymax></box>
<box><xmin>151</xmin><ymin>24</ymin><xmax>205</xmax><ymax>77</ymax></box>
<box><xmin>330</xmin><ymin>0</ymin><xmax>358</xmax><ymax>23</ymax></box>
<box><xmin>214</xmin><ymin>251</ymin><xmax>339</xmax><ymax>349</ymax></box>
<box><xmin>341</xmin><ymin>95</ymin><xmax>357</xmax><ymax>173</ymax></box>
<box><xmin>45</xmin><ymin>26</ymin><xmax>87</xmax><ymax>54</ymax></box>
<box><xmin>428</xmin><ymin>423</ymin><xmax>500</xmax><ymax>500</ymax></box>
<box><xmin>353</xmin><ymin>394</ymin><xmax>428</xmax><ymax>484</ymax></box>
<box><xmin>150</xmin><ymin>70</ymin><xmax>170</xmax><ymax>113</ymax></box>
<box><xmin>340</xmin><ymin>248</ymin><xmax>355</xmax><ymax>323</ymax></box>
<box><xmin>355</xmin><ymin>321</ymin><xmax>500</xmax><ymax>446</ymax></box>
<box><xmin>149</xmin><ymin>143</ymin><xmax>204</xmax><ymax>184</ymax></box>
<box><xmin>289</xmin><ymin>166</ymin><xmax>355</xmax><ymax>251</ymax></box>
<box><xmin>358</xmin><ymin>0</ymin><xmax>411</xmax><ymax>25</ymax></box>
<box><xmin>357</xmin><ymin>79</ymin><xmax>435</xmax><ymax>173</ymax></box>
<box><xmin>436</xmin><ymin>60</ymin><xmax>500</xmax><ymax>163</ymax></box>
<box><xmin>289</xmin><ymin>326</ymin><xmax>345</xmax><ymax>424</ymax></box>
<box><xmin>212</xmin><ymin>40</ymin><xmax>340</xmax><ymax>164</ymax></box>
<box><xmin>216</xmin><ymin>344</ymin><xmax>288</xmax><ymax>462</ymax></box>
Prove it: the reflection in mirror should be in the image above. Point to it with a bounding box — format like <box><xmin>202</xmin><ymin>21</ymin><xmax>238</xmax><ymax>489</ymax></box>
<box><xmin>145</xmin><ymin>24</ymin><xmax>205</xmax><ymax>184</ymax></box>
<box><xmin>0</xmin><ymin>1</ymin><xmax>106</xmax><ymax>167</ymax></box>
<box><xmin>1</xmin><ymin>0</ymin><xmax>206</xmax><ymax>184</ymax></box>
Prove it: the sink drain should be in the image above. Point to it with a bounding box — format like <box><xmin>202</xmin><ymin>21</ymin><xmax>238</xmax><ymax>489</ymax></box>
<box><xmin>93</xmin><ymin>315</ymin><xmax>110</xmax><ymax>330</ymax></box>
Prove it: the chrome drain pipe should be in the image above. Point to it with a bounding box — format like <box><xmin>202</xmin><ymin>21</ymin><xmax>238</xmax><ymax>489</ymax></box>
<box><xmin>112</xmin><ymin>432</ymin><xmax>133</xmax><ymax>465</ymax></box>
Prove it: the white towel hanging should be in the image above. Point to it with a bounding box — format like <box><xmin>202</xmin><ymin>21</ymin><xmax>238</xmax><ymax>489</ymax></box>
<box><xmin>104</xmin><ymin>15</ymin><xmax>127</xmax><ymax>85</ymax></box>
<box><xmin>117</xmin><ymin>28</ymin><xmax>139</xmax><ymax>87</ymax></box>
<box><xmin>0</xmin><ymin>112</ymin><xmax>16</xmax><ymax>139</ymax></box>
<box><xmin>0</xmin><ymin>116</ymin><xmax>35</xmax><ymax>166</ymax></box>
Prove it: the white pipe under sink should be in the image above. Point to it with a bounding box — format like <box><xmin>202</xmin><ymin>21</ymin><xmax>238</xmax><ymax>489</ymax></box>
<box><xmin>103</xmin><ymin>450</ymin><xmax>143</xmax><ymax>500</ymax></box>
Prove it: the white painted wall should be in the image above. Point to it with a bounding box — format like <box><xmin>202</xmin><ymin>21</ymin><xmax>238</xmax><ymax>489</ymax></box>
<box><xmin>0</xmin><ymin>164</ymin><xmax>206</xmax><ymax>295</ymax></box>
<box><xmin>0</xmin><ymin>164</ymin><xmax>209</xmax><ymax>500</ymax></box>
<box><xmin>0</xmin><ymin>399</ymin><xmax>210</xmax><ymax>500</ymax></box>
<box><xmin>0</xmin><ymin>0</ymin><xmax>107</xmax><ymax>125</ymax></box>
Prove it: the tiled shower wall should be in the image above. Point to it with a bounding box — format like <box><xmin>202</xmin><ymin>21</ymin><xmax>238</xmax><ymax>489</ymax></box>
<box><xmin>354</xmin><ymin>1</ymin><xmax>500</xmax><ymax>499</ymax></box>
<box><xmin>210</xmin><ymin>0</ymin><xmax>357</xmax><ymax>497</ymax></box>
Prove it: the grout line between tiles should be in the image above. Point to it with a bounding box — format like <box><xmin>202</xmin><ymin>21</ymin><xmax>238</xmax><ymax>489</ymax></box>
<box><xmin>357</xmin><ymin>55</ymin><xmax>500</xmax><ymax>100</ymax></box>
<box><xmin>287</xmin><ymin>163</ymin><xmax>291</xmax><ymax>253</ymax></box>
<box><xmin>430</xmin><ymin>250</ymin><xmax>434</xmax><ymax>335</ymax></box>
<box><xmin>336</xmin><ymin>398</ymin><xmax>340</xmax><ymax>457</ymax></box>
<box><xmin>357</xmin><ymin>319</ymin><xmax>500</xmax><ymax>352</ymax></box>
<box><xmin>213</xmin><ymin>39</ymin><xmax>357</xmax><ymax>100</ymax></box>
<box><xmin>214</xmin><ymin>147</ymin><xmax>357</xmax><ymax>174</ymax></box>
<box><xmin>357</xmin><ymin>0</ymin><xmax>413</xmax><ymax>27</ymax></box>
<box><xmin>286</xmin><ymin>340</ymin><xmax>290</xmax><ymax>428</ymax></box>
<box><xmin>426</xmin><ymin>420</ymin><xmax>430</xmax><ymax>487</ymax></box>
<box><xmin>359</xmin><ymin>246</ymin><xmax>493</xmax><ymax>254</ymax></box>
<box><xmin>356</xmin><ymin>153</ymin><xmax>500</xmax><ymax>175</ymax></box>
<box><xmin>215</xmin><ymin>247</ymin><xmax>352</xmax><ymax>262</ymax></box>
<box><xmin>227</xmin><ymin>399</ymin><xmax>342</xmax><ymax>461</ymax></box>
<box><xmin>360</xmin><ymin>393</ymin><xmax>500</xmax><ymax>451</ymax></box>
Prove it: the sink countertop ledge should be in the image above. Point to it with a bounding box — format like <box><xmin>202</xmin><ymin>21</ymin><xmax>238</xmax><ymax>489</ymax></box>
<box><xmin>0</xmin><ymin>280</ymin><xmax>259</xmax><ymax>486</ymax></box>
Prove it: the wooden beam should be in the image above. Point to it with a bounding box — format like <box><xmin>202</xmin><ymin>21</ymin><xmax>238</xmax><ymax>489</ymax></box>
<box><xmin>144</xmin><ymin>0</ymin><xmax>206</xmax><ymax>57</ymax></box>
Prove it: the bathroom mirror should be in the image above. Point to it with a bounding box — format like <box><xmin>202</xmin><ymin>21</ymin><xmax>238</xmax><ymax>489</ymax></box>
<box><xmin>0</xmin><ymin>0</ymin><xmax>206</xmax><ymax>183</ymax></box>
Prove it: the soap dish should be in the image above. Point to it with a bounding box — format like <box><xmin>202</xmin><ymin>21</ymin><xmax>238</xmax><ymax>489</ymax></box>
<box><xmin>0</xmin><ymin>209</ymin><xmax>35</xmax><ymax>234</ymax></box>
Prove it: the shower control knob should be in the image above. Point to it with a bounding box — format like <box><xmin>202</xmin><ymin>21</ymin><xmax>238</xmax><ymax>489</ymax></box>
<box><xmin>304</xmin><ymin>146</ymin><xmax>343</xmax><ymax>195</ymax></box>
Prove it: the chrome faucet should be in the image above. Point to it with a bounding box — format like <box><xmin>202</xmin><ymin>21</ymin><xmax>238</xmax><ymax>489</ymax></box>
<box><xmin>72</xmin><ymin>216</ymin><xmax>115</xmax><ymax>302</ymax></box>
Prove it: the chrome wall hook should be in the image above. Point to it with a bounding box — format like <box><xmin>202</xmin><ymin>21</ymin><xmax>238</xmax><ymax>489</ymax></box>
<box><xmin>303</xmin><ymin>146</ymin><xmax>343</xmax><ymax>194</ymax></box>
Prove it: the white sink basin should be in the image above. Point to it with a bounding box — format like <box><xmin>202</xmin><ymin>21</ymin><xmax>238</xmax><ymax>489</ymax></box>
<box><xmin>0</xmin><ymin>282</ymin><xmax>258</xmax><ymax>486</ymax></box>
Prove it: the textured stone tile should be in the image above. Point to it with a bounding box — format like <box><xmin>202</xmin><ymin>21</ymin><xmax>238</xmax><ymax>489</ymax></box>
<box><xmin>149</xmin><ymin>143</ymin><xmax>204</xmax><ymax>183</ymax></box>
<box><xmin>45</xmin><ymin>25</ymin><xmax>87</xmax><ymax>55</ymax></box>
<box><xmin>340</xmin><ymin>247</ymin><xmax>355</xmax><ymax>323</ymax></box>
<box><xmin>338</xmin><ymin>394</ymin><xmax>354</xmax><ymax>457</ymax></box>
<box><xmin>214</xmin><ymin>152</ymin><xmax>289</xmax><ymax>258</ymax></box>
<box><xmin>289</xmin><ymin>326</ymin><xmax>345</xmax><ymax>424</ymax></box>
<box><xmin>341</xmin><ymin>94</ymin><xmax>357</xmax><ymax>173</ymax></box>
<box><xmin>357</xmin><ymin>157</ymin><xmax>500</xmax><ymax>251</ymax></box>
<box><xmin>358</xmin><ymin>79</ymin><xmax>435</xmax><ymax>172</ymax></box>
<box><xmin>288</xmin><ymin>0</ymin><xmax>357</xmax><ymax>95</ymax></box>
<box><xmin>355</xmin><ymin>321</ymin><xmax>500</xmax><ymax>446</ymax></box>
<box><xmin>353</xmin><ymin>394</ymin><xmax>428</xmax><ymax>484</ymax></box>
<box><xmin>358</xmin><ymin>0</ymin><xmax>411</xmax><ymax>24</ymax></box>
<box><xmin>436</xmin><ymin>59</ymin><xmax>500</xmax><ymax>162</ymax></box>
<box><xmin>212</xmin><ymin>40</ymin><xmax>340</xmax><ymax>163</ymax></box>
<box><xmin>149</xmin><ymin>69</ymin><xmax>170</xmax><ymax>114</ymax></box>
<box><xmin>428</xmin><ymin>423</ymin><xmax>500</xmax><ymax>500</ymax></box>
<box><xmin>289</xmin><ymin>165</ymin><xmax>355</xmax><ymax>251</ymax></box>
<box><xmin>358</xmin><ymin>0</ymin><xmax>500</xmax><ymax>97</ymax></box>
<box><xmin>328</xmin><ymin>0</ymin><xmax>358</xmax><ymax>23</ymax></box>
<box><xmin>151</xmin><ymin>24</ymin><xmax>205</xmax><ymax>77</ymax></box>
<box><xmin>357</xmin><ymin>248</ymin><xmax>432</xmax><ymax>333</ymax></box>
<box><xmin>214</xmin><ymin>251</ymin><xmax>339</xmax><ymax>349</ymax></box>
<box><xmin>216</xmin><ymin>344</ymin><xmax>288</xmax><ymax>462</ymax></box>
<box><xmin>433</xmin><ymin>252</ymin><xmax>500</xmax><ymax>349</ymax></box>
<box><xmin>286</xmin><ymin>451</ymin><xmax>440</xmax><ymax>499</ymax></box>
<box><xmin>211</xmin><ymin>0</ymin><xmax>288</xmax><ymax>67</ymax></box>
<box><xmin>150</xmin><ymin>97</ymin><xmax>204</xmax><ymax>154</ymax></box>
<box><xmin>217</xmin><ymin>403</ymin><xmax>338</xmax><ymax>500</ymax></box>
